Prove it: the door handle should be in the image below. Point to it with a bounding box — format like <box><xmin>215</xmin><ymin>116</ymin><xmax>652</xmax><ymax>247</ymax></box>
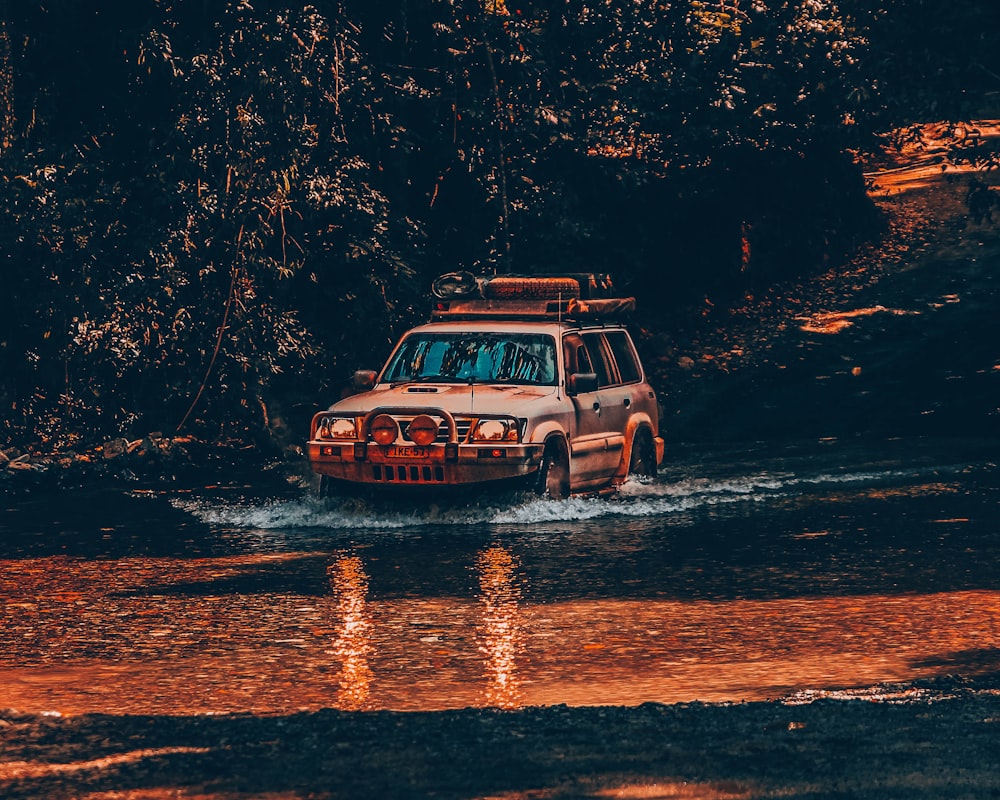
<box><xmin>592</xmin><ymin>402</ymin><xmax>601</xmax><ymax>414</ymax></box>
<box><xmin>623</xmin><ymin>398</ymin><xmax>631</xmax><ymax>408</ymax></box>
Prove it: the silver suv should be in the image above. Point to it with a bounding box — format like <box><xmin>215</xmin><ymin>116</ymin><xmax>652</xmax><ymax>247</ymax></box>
<box><xmin>308</xmin><ymin>274</ymin><xmax>663</xmax><ymax>499</ymax></box>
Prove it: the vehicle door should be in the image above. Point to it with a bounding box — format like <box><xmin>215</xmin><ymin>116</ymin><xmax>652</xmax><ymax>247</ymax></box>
<box><xmin>603</xmin><ymin>329</ymin><xmax>657</xmax><ymax>464</ymax></box>
<box><xmin>580</xmin><ymin>332</ymin><xmax>629</xmax><ymax>473</ymax></box>
<box><xmin>562</xmin><ymin>333</ymin><xmax>608</xmax><ymax>483</ymax></box>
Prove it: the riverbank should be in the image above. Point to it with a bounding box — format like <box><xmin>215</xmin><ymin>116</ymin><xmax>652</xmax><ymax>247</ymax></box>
<box><xmin>2</xmin><ymin>676</ymin><xmax>1000</xmax><ymax>799</ymax></box>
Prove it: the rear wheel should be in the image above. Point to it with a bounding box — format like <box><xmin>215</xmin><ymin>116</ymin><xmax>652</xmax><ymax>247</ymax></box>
<box><xmin>535</xmin><ymin>439</ymin><xmax>570</xmax><ymax>500</ymax></box>
<box><xmin>628</xmin><ymin>429</ymin><xmax>658</xmax><ymax>478</ymax></box>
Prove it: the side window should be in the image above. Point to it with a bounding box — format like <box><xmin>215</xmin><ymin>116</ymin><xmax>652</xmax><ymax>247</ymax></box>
<box><xmin>562</xmin><ymin>333</ymin><xmax>593</xmax><ymax>375</ymax></box>
<box><xmin>581</xmin><ymin>332</ymin><xmax>615</xmax><ymax>387</ymax></box>
<box><xmin>605</xmin><ymin>330</ymin><xmax>642</xmax><ymax>384</ymax></box>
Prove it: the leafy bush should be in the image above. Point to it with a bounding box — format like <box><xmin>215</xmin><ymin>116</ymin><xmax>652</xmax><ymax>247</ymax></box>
<box><xmin>5</xmin><ymin>0</ymin><xmax>986</xmax><ymax>451</ymax></box>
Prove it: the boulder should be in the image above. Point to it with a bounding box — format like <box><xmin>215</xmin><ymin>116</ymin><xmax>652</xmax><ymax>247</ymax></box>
<box><xmin>103</xmin><ymin>438</ymin><xmax>129</xmax><ymax>460</ymax></box>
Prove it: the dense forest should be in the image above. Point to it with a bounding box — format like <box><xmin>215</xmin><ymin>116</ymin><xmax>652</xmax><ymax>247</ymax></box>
<box><xmin>1</xmin><ymin>0</ymin><xmax>998</xmax><ymax>454</ymax></box>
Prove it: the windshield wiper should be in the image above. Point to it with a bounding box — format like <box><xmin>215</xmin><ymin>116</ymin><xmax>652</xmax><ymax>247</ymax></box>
<box><xmin>389</xmin><ymin>374</ymin><xmax>459</xmax><ymax>386</ymax></box>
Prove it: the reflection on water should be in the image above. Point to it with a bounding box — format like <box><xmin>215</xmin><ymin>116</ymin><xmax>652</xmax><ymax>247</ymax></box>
<box><xmin>476</xmin><ymin>544</ymin><xmax>524</xmax><ymax>709</ymax></box>
<box><xmin>1</xmin><ymin>448</ymin><xmax>997</xmax><ymax>715</ymax></box>
<box><xmin>327</xmin><ymin>554</ymin><xmax>373</xmax><ymax>711</ymax></box>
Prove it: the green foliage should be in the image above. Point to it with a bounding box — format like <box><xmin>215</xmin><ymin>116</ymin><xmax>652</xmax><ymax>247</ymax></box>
<box><xmin>1</xmin><ymin>2</ymin><xmax>419</xmax><ymax>446</ymax></box>
<box><xmin>2</xmin><ymin>0</ymin><xmax>987</xmax><ymax>451</ymax></box>
<box><xmin>139</xmin><ymin>3</ymin><xmax>417</xmax><ymax>431</ymax></box>
<box><xmin>842</xmin><ymin>0</ymin><xmax>1000</xmax><ymax>125</ymax></box>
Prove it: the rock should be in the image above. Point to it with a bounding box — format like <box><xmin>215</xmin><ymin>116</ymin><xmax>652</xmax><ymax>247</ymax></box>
<box><xmin>677</xmin><ymin>356</ymin><xmax>695</xmax><ymax>370</ymax></box>
<box><xmin>103</xmin><ymin>438</ymin><xmax>129</xmax><ymax>460</ymax></box>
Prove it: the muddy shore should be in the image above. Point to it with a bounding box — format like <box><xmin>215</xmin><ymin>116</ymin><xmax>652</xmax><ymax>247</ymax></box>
<box><xmin>2</xmin><ymin>678</ymin><xmax>1000</xmax><ymax>799</ymax></box>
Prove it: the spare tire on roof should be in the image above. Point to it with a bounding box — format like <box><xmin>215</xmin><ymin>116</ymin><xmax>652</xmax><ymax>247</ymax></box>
<box><xmin>431</xmin><ymin>271</ymin><xmax>484</xmax><ymax>299</ymax></box>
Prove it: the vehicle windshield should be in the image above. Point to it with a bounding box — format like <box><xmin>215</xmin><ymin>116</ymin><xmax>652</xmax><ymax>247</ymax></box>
<box><xmin>383</xmin><ymin>332</ymin><xmax>558</xmax><ymax>385</ymax></box>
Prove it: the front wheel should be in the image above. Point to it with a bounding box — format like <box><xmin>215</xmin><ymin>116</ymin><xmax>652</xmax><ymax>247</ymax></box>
<box><xmin>535</xmin><ymin>439</ymin><xmax>570</xmax><ymax>500</ymax></box>
<box><xmin>315</xmin><ymin>474</ymin><xmax>334</xmax><ymax>500</ymax></box>
<box><xmin>628</xmin><ymin>429</ymin><xmax>658</xmax><ymax>478</ymax></box>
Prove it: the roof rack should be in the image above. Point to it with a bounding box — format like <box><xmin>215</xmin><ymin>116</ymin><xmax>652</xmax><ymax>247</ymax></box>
<box><xmin>431</xmin><ymin>272</ymin><xmax>616</xmax><ymax>301</ymax></box>
<box><xmin>429</xmin><ymin>273</ymin><xmax>636</xmax><ymax>321</ymax></box>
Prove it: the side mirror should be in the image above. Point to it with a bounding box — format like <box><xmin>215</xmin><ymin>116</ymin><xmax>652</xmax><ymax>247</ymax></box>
<box><xmin>352</xmin><ymin>369</ymin><xmax>377</xmax><ymax>392</ymax></box>
<box><xmin>566</xmin><ymin>372</ymin><xmax>599</xmax><ymax>395</ymax></box>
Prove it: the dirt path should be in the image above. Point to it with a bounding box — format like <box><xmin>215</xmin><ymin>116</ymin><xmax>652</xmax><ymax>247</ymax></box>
<box><xmin>656</xmin><ymin>121</ymin><xmax>1000</xmax><ymax>446</ymax></box>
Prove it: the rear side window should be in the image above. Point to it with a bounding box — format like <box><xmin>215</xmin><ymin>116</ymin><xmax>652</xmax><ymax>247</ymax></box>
<box><xmin>605</xmin><ymin>330</ymin><xmax>642</xmax><ymax>383</ymax></box>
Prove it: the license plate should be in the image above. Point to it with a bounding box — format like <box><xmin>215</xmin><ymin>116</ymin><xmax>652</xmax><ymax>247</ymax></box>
<box><xmin>385</xmin><ymin>446</ymin><xmax>429</xmax><ymax>459</ymax></box>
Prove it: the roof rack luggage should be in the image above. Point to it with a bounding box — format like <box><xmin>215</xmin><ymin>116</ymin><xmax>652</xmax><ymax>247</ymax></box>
<box><xmin>429</xmin><ymin>272</ymin><xmax>635</xmax><ymax>321</ymax></box>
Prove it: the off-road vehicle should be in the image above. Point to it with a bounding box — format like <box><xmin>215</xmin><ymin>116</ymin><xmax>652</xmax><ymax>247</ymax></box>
<box><xmin>307</xmin><ymin>273</ymin><xmax>663</xmax><ymax>499</ymax></box>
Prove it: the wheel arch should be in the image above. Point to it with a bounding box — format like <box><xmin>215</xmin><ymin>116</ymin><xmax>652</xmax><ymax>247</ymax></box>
<box><xmin>616</xmin><ymin>414</ymin><xmax>658</xmax><ymax>480</ymax></box>
<box><xmin>528</xmin><ymin>420</ymin><xmax>570</xmax><ymax>448</ymax></box>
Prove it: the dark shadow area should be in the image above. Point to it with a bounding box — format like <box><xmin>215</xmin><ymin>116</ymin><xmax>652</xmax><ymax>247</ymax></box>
<box><xmin>912</xmin><ymin>649</ymin><xmax>1000</xmax><ymax>675</ymax></box>
<box><xmin>112</xmin><ymin>553</ymin><xmax>335</xmax><ymax>598</ymax></box>
<box><xmin>663</xmin><ymin>226</ymin><xmax>1000</xmax><ymax>447</ymax></box>
<box><xmin>0</xmin><ymin>486</ymin><xmax>243</xmax><ymax>560</ymax></box>
<box><xmin>3</xmin><ymin>686</ymin><xmax>1000</xmax><ymax>799</ymax></box>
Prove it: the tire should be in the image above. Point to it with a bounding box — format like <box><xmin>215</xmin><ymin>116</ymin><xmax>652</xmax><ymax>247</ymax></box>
<box><xmin>628</xmin><ymin>429</ymin><xmax>658</xmax><ymax>479</ymax></box>
<box><xmin>315</xmin><ymin>474</ymin><xmax>333</xmax><ymax>500</ymax></box>
<box><xmin>535</xmin><ymin>438</ymin><xmax>570</xmax><ymax>500</ymax></box>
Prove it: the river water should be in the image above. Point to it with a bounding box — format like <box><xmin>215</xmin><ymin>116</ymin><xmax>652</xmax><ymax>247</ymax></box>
<box><xmin>3</xmin><ymin>193</ymin><xmax>999</xmax><ymax>716</ymax></box>
<box><xmin>1</xmin><ymin>433</ymin><xmax>997</xmax><ymax>716</ymax></box>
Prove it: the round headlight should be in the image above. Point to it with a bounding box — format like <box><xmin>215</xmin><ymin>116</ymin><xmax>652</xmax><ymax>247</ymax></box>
<box><xmin>370</xmin><ymin>414</ymin><xmax>399</xmax><ymax>446</ymax></box>
<box><xmin>474</xmin><ymin>419</ymin><xmax>509</xmax><ymax>442</ymax></box>
<box><xmin>329</xmin><ymin>417</ymin><xmax>357</xmax><ymax>439</ymax></box>
<box><xmin>407</xmin><ymin>414</ymin><xmax>439</xmax><ymax>446</ymax></box>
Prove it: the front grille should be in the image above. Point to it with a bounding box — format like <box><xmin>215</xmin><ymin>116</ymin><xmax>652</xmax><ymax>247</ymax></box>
<box><xmin>437</xmin><ymin>417</ymin><xmax>473</xmax><ymax>443</ymax></box>
<box><xmin>371</xmin><ymin>464</ymin><xmax>446</xmax><ymax>483</ymax></box>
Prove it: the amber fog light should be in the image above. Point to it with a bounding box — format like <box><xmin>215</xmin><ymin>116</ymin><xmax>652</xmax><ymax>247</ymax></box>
<box><xmin>371</xmin><ymin>414</ymin><xmax>399</xmax><ymax>445</ymax></box>
<box><xmin>407</xmin><ymin>414</ymin><xmax>439</xmax><ymax>446</ymax></box>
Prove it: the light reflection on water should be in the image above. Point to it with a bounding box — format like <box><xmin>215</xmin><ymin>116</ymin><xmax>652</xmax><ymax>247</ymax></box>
<box><xmin>1</xmin><ymin>449</ymin><xmax>997</xmax><ymax>714</ymax></box>
<box><xmin>324</xmin><ymin>545</ymin><xmax>529</xmax><ymax>710</ymax></box>
<box><xmin>476</xmin><ymin>545</ymin><xmax>524</xmax><ymax>709</ymax></box>
<box><xmin>328</xmin><ymin>554</ymin><xmax>373</xmax><ymax>711</ymax></box>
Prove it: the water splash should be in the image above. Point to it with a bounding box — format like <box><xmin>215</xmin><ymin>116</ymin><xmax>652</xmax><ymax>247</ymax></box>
<box><xmin>171</xmin><ymin>462</ymin><xmax>943</xmax><ymax>533</ymax></box>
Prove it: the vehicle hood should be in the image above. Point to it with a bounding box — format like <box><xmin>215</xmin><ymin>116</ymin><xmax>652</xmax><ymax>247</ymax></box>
<box><xmin>329</xmin><ymin>382</ymin><xmax>560</xmax><ymax>417</ymax></box>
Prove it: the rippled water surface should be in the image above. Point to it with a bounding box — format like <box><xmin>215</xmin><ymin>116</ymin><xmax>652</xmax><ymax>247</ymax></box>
<box><xmin>2</xmin><ymin>436</ymin><xmax>998</xmax><ymax>714</ymax></box>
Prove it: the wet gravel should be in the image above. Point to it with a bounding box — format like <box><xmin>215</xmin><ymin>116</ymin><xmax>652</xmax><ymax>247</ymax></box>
<box><xmin>3</xmin><ymin>678</ymin><xmax>1000</xmax><ymax>799</ymax></box>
